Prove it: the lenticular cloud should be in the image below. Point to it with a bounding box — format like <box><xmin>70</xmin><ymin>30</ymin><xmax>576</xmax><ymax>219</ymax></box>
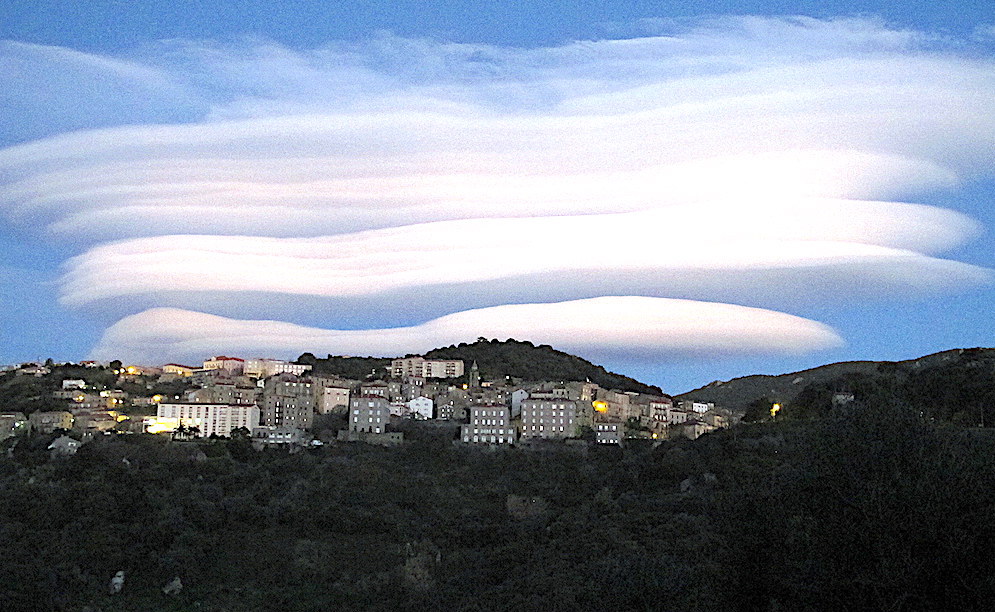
<box><xmin>1</xmin><ymin>16</ymin><xmax>994</xmax><ymax>364</ymax></box>
<box><xmin>89</xmin><ymin>298</ymin><xmax>844</xmax><ymax>365</ymax></box>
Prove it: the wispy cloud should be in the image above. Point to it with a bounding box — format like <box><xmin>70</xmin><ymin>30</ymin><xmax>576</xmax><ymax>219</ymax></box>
<box><xmin>2</xmin><ymin>16</ymin><xmax>993</xmax><ymax>364</ymax></box>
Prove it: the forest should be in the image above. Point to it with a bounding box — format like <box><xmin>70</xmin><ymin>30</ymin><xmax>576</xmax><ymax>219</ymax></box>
<box><xmin>2</xmin><ymin>399</ymin><xmax>994</xmax><ymax>611</ymax></box>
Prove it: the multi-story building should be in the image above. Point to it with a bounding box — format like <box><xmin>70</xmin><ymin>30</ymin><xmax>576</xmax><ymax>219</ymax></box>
<box><xmin>29</xmin><ymin>411</ymin><xmax>74</xmax><ymax>434</ymax></box>
<box><xmin>390</xmin><ymin>357</ymin><xmax>464</xmax><ymax>380</ymax></box>
<box><xmin>203</xmin><ymin>356</ymin><xmax>245</xmax><ymax>375</ymax></box>
<box><xmin>187</xmin><ymin>382</ymin><xmax>259</xmax><ymax>406</ymax></box>
<box><xmin>462</xmin><ymin>404</ymin><xmax>515</xmax><ymax>445</ymax></box>
<box><xmin>243</xmin><ymin>358</ymin><xmax>312</xmax><ymax>379</ymax></box>
<box><xmin>261</xmin><ymin>375</ymin><xmax>314</xmax><ymax>429</ymax></box>
<box><xmin>521</xmin><ymin>399</ymin><xmax>583</xmax><ymax>440</ymax></box>
<box><xmin>594</xmin><ymin>420</ymin><xmax>623</xmax><ymax>445</ymax></box>
<box><xmin>350</xmin><ymin>396</ymin><xmax>390</xmax><ymax>434</ymax></box>
<box><xmin>155</xmin><ymin>402</ymin><xmax>260</xmax><ymax>437</ymax></box>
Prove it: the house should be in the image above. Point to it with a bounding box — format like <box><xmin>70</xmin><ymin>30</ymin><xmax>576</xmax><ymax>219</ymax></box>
<box><xmin>62</xmin><ymin>379</ymin><xmax>87</xmax><ymax>390</ymax></box>
<box><xmin>162</xmin><ymin>363</ymin><xmax>196</xmax><ymax>377</ymax></box>
<box><xmin>407</xmin><ymin>396</ymin><xmax>434</xmax><ymax>420</ymax></box>
<box><xmin>203</xmin><ymin>356</ymin><xmax>245</xmax><ymax>375</ymax></box>
<box><xmin>29</xmin><ymin>411</ymin><xmax>74</xmax><ymax>434</ymax></box>
<box><xmin>317</xmin><ymin>385</ymin><xmax>351</xmax><ymax>414</ymax></box>
<box><xmin>48</xmin><ymin>435</ymin><xmax>81</xmax><ymax>457</ymax></box>
<box><xmin>252</xmin><ymin>426</ymin><xmax>309</xmax><ymax>448</ymax></box>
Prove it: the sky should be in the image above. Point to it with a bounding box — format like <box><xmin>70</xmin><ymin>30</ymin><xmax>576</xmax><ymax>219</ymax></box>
<box><xmin>1</xmin><ymin>1</ymin><xmax>994</xmax><ymax>393</ymax></box>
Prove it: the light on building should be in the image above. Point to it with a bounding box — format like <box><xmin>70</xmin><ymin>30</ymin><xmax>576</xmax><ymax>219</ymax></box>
<box><xmin>593</xmin><ymin>401</ymin><xmax>609</xmax><ymax>413</ymax></box>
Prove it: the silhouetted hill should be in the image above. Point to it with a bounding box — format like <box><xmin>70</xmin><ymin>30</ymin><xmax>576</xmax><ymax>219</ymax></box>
<box><xmin>678</xmin><ymin>347</ymin><xmax>995</xmax><ymax>423</ymax></box>
<box><xmin>425</xmin><ymin>338</ymin><xmax>661</xmax><ymax>394</ymax></box>
<box><xmin>297</xmin><ymin>339</ymin><xmax>661</xmax><ymax>394</ymax></box>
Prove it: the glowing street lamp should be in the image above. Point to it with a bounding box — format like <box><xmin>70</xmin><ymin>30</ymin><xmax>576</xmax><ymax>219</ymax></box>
<box><xmin>770</xmin><ymin>403</ymin><xmax>781</xmax><ymax>419</ymax></box>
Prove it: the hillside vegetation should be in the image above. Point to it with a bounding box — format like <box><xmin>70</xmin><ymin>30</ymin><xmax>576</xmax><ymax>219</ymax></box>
<box><xmin>679</xmin><ymin>347</ymin><xmax>995</xmax><ymax>423</ymax></box>
<box><xmin>298</xmin><ymin>338</ymin><xmax>661</xmax><ymax>394</ymax></box>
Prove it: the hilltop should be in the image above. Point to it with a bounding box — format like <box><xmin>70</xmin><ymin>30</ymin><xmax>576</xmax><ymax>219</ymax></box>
<box><xmin>678</xmin><ymin>347</ymin><xmax>995</xmax><ymax>422</ymax></box>
<box><xmin>298</xmin><ymin>338</ymin><xmax>661</xmax><ymax>394</ymax></box>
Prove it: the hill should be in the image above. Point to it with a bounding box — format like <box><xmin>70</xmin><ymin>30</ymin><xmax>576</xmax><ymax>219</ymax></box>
<box><xmin>298</xmin><ymin>338</ymin><xmax>661</xmax><ymax>394</ymax></box>
<box><xmin>678</xmin><ymin>347</ymin><xmax>995</xmax><ymax>422</ymax></box>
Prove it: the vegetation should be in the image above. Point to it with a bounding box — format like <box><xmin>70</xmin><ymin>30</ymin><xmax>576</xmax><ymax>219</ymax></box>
<box><xmin>424</xmin><ymin>337</ymin><xmax>661</xmax><ymax>394</ymax></box>
<box><xmin>3</xmin><ymin>399</ymin><xmax>995</xmax><ymax>610</ymax></box>
<box><xmin>297</xmin><ymin>339</ymin><xmax>661</xmax><ymax>394</ymax></box>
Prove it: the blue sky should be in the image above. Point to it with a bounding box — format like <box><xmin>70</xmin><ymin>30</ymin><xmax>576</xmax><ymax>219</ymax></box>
<box><xmin>2</xmin><ymin>1</ymin><xmax>994</xmax><ymax>393</ymax></box>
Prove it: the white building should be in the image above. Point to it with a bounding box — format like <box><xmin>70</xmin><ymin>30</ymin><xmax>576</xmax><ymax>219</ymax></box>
<box><xmin>62</xmin><ymin>379</ymin><xmax>86</xmax><ymax>390</ymax></box>
<box><xmin>462</xmin><ymin>404</ymin><xmax>515</xmax><ymax>445</ymax></box>
<box><xmin>243</xmin><ymin>358</ymin><xmax>312</xmax><ymax>379</ymax></box>
<box><xmin>154</xmin><ymin>402</ymin><xmax>259</xmax><ymax>437</ymax></box>
<box><xmin>407</xmin><ymin>396</ymin><xmax>433</xmax><ymax>420</ymax></box>
<box><xmin>390</xmin><ymin>357</ymin><xmax>464</xmax><ymax>379</ymax></box>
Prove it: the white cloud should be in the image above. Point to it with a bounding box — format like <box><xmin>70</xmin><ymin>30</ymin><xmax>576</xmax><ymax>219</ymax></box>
<box><xmin>88</xmin><ymin>297</ymin><xmax>844</xmax><ymax>364</ymax></box>
<box><xmin>58</xmin><ymin>199</ymin><xmax>986</xmax><ymax>308</ymax></box>
<box><xmin>0</xmin><ymin>16</ymin><xmax>993</xmax><ymax>365</ymax></box>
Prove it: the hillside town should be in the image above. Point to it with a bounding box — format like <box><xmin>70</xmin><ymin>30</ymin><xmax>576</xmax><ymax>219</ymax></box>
<box><xmin>0</xmin><ymin>355</ymin><xmax>737</xmax><ymax>451</ymax></box>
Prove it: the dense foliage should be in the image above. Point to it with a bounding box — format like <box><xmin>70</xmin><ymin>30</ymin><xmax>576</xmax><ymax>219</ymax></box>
<box><xmin>763</xmin><ymin>349</ymin><xmax>995</xmax><ymax>425</ymax></box>
<box><xmin>424</xmin><ymin>338</ymin><xmax>661</xmax><ymax>394</ymax></box>
<box><xmin>3</xmin><ymin>401</ymin><xmax>994</xmax><ymax>611</ymax></box>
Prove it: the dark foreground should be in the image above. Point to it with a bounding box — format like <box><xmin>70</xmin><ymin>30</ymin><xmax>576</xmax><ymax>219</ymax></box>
<box><xmin>2</xmin><ymin>404</ymin><xmax>994</xmax><ymax>611</ymax></box>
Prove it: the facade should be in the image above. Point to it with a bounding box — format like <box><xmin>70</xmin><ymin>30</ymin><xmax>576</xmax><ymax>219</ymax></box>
<box><xmin>243</xmin><ymin>358</ymin><xmax>312</xmax><ymax>379</ymax></box>
<box><xmin>350</xmin><ymin>396</ymin><xmax>390</xmax><ymax>434</ymax></box>
<box><xmin>72</xmin><ymin>410</ymin><xmax>119</xmax><ymax>434</ymax></box>
<box><xmin>261</xmin><ymin>376</ymin><xmax>314</xmax><ymax>429</ymax></box>
<box><xmin>594</xmin><ymin>420</ymin><xmax>623</xmax><ymax>445</ymax></box>
<box><xmin>29</xmin><ymin>411</ymin><xmax>74</xmax><ymax>434</ymax></box>
<box><xmin>390</xmin><ymin>357</ymin><xmax>464</xmax><ymax>379</ymax></box>
<box><xmin>317</xmin><ymin>385</ymin><xmax>351</xmax><ymax>414</ymax></box>
<box><xmin>163</xmin><ymin>363</ymin><xmax>196</xmax><ymax>377</ymax></box>
<box><xmin>252</xmin><ymin>426</ymin><xmax>308</xmax><ymax>447</ymax></box>
<box><xmin>407</xmin><ymin>396</ymin><xmax>434</xmax><ymax>420</ymax></box>
<box><xmin>521</xmin><ymin>399</ymin><xmax>581</xmax><ymax>440</ymax></box>
<box><xmin>462</xmin><ymin>404</ymin><xmax>515</xmax><ymax>445</ymax></box>
<box><xmin>62</xmin><ymin>379</ymin><xmax>86</xmax><ymax>390</ymax></box>
<box><xmin>155</xmin><ymin>402</ymin><xmax>260</xmax><ymax>437</ymax></box>
<box><xmin>203</xmin><ymin>356</ymin><xmax>245</xmax><ymax>375</ymax></box>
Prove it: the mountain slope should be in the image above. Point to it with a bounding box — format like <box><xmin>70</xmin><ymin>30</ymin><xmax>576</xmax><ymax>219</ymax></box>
<box><xmin>678</xmin><ymin>347</ymin><xmax>995</xmax><ymax>422</ymax></box>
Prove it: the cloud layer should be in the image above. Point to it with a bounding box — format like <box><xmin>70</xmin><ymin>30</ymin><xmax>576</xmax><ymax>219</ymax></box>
<box><xmin>2</xmin><ymin>16</ymin><xmax>994</xmax><ymax>367</ymax></box>
<box><xmin>88</xmin><ymin>298</ymin><xmax>844</xmax><ymax>364</ymax></box>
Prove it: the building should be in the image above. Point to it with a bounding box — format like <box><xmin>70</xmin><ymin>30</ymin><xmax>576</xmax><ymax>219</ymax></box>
<box><xmin>391</xmin><ymin>357</ymin><xmax>464</xmax><ymax>380</ymax></box>
<box><xmin>521</xmin><ymin>399</ymin><xmax>582</xmax><ymax>440</ymax></box>
<box><xmin>317</xmin><ymin>385</ymin><xmax>351</xmax><ymax>414</ymax></box>
<box><xmin>162</xmin><ymin>363</ymin><xmax>196</xmax><ymax>377</ymax></box>
<box><xmin>594</xmin><ymin>420</ymin><xmax>623</xmax><ymax>445</ymax></box>
<box><xmin>407</xmin><ymin>396</ymin><xmax>434</xmax><ymax>420</ymax></box>
<box><xmin>462</xmin><ymin>404</ymin><xmax>515</xmax><ymax>445</ymax></box>
<box><xmin>203</xmin><ymin>356</ymin><xmax>245</xmax><ymax>375</ymax></box>
<box><xmin>62</xmin><ymin>379</ymin><xmax>86</xmax><ymax>390</ymax></box>
<box><xmin>261</xmin><ymin>375</ymin><xmax>314</xmax><ymax>429</ymax></box>
<box><xmin>350</xmin><ymin>396</ymin><xmax>390</xmax><ymax>434</ymax></box>
<box><xmin>154</xmin><ymin>402</ymin><xmax>260</xmax><ymax>437</ymax></box>
<box><xmin>72</xmin><ymin>410</ymin><xmax>120</xmax><ymax>434</ymax></box>
<box><xmin>29</xmin><ymin>411</ymin><xmax>74</xmax><ymax>434</ymax></box>
<box><xmin>252</xmin><ymin>426</ymin><xmax>309</xmax><ymax>448</ymax></box>
<box><xmin>243</xmin><ymin>358</ymin><xmax>312</xmax><ymax>379</ymax></box>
